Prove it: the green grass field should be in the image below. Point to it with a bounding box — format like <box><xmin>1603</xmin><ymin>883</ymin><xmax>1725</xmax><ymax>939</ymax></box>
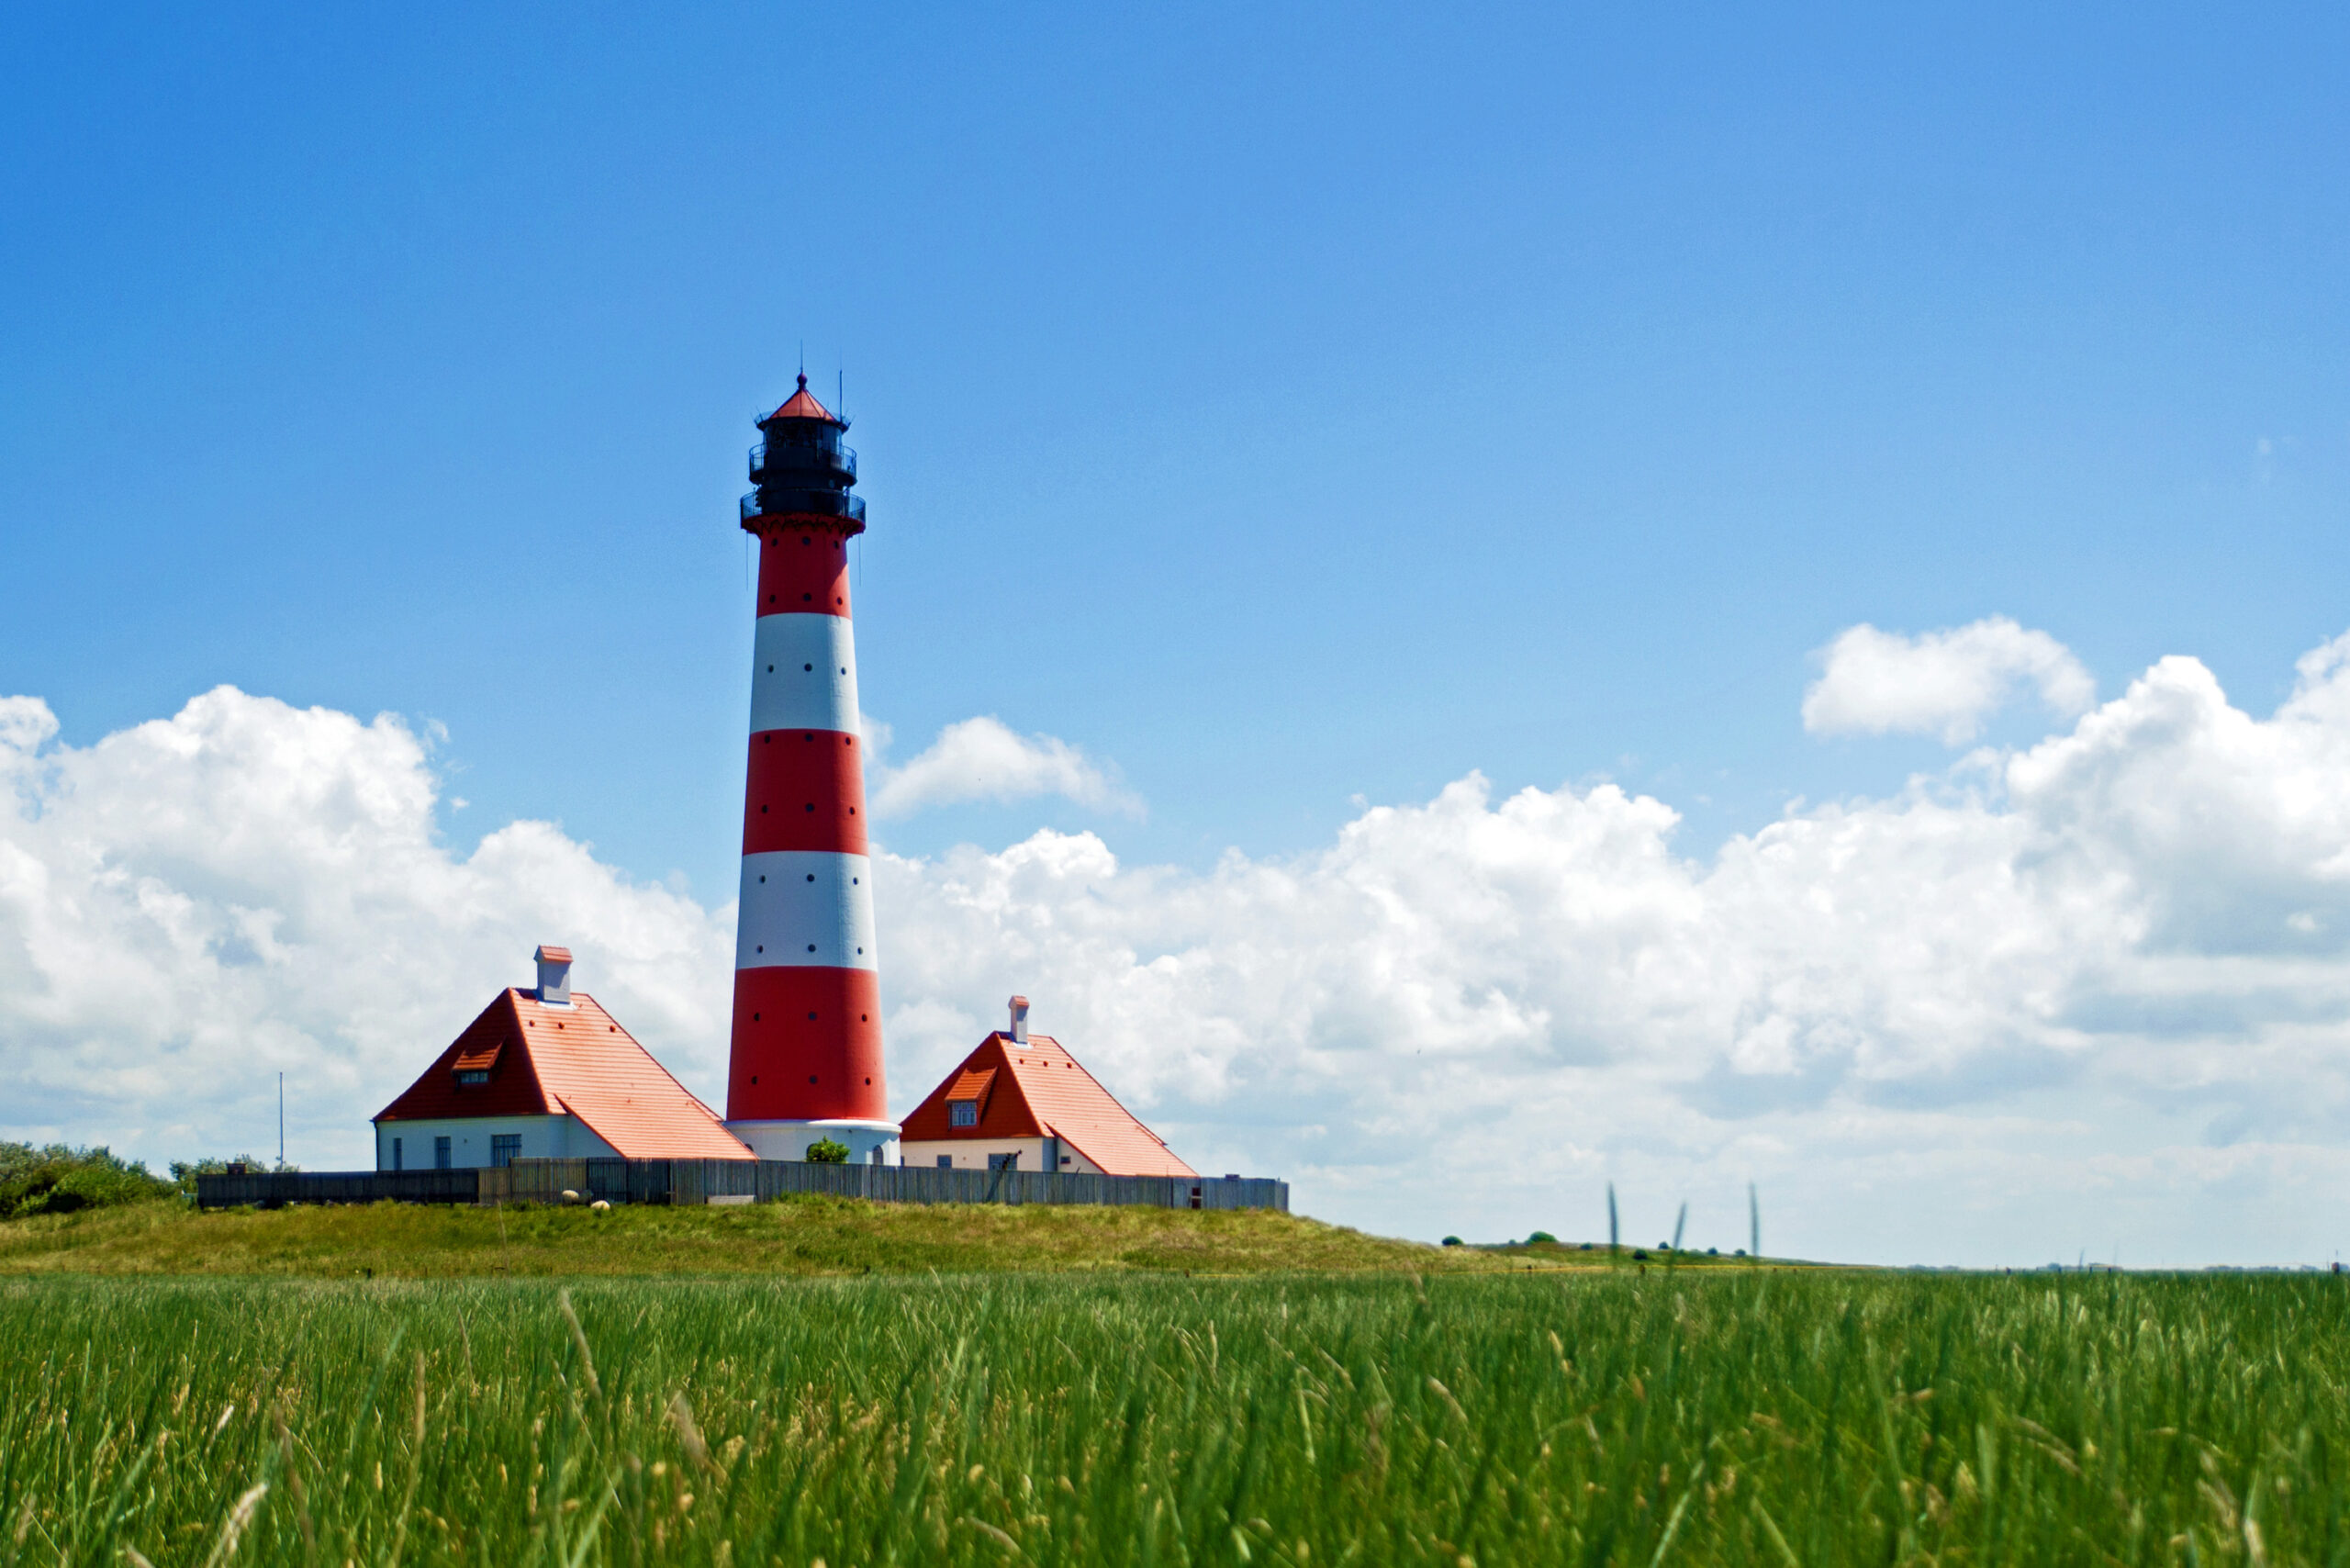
<box><xmin>5</xmin><ymin>1262</ymin><xmax>2346</xmax><ymax>1566</ymax></box>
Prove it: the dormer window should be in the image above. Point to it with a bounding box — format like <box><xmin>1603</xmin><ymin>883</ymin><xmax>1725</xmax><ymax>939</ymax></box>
<box><xmin>949</xmin><ymin>1101</ymin><xmax>978</xmax><ymax>1127</ymax></box>
<box><xmin>455</xmin><ymin>1069</ymin><xmax>489</xmax><ymax>1086</ymax></box>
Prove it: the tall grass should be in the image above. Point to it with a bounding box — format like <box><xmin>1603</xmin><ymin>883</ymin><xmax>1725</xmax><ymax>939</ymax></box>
<box><xmin>2</xmin><ymin>1269</ymin><xmax>2345</xmax><ymax>1564</ymax></box>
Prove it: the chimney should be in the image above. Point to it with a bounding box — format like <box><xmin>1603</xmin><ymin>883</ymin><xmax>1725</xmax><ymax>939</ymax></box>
<box><xmin>536</xmin><ymin>945</ymin><xmax>574</xmax><ymax>1006</ymax></box>
<box><xmin>1008</xmin><ymin>994</ymin><xmax>1029</xmax><ymax>1044</ymax></box>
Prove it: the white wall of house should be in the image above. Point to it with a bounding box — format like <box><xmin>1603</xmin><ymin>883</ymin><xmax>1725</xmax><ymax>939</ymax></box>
<box><xmin>899</xmin><ymin>1137</ymin><xmax>1099</xmax><ymax>1174</ymax></box>
<box><xmin>374</xmin><ymin>1114</ymin><xmax>617</xmax><ymax>1171</ymax></box>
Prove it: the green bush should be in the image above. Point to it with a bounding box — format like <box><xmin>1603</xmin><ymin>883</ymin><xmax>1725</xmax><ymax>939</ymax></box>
<box><xmin>1526</xmin><ymin>1229</ymin><xmax>1558</xmax><ymax>1245</ymax></box>
<box><xmin>804</xmin><ymin>1138</ymin><xmax>851</xmax><ymax>1164</ymax></box>
<box><xmin>0</xmin><ymin>1143</ymin><xmax>173</xmax><ymax>1219</ymax></box>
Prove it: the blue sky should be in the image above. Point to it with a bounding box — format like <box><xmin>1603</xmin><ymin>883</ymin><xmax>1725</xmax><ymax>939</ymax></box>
<box><xmin>7</xmin><ymin>2</ymin><xmax>2344</xmax><ymax>893</ymax></box>
<box><xmin>10</xmin><ymin>4</ymin><xmax>2350</xmax><ymax>1261</ymax></box>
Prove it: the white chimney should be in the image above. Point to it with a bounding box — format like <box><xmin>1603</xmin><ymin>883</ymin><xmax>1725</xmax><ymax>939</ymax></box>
<box><xmin>1008</xmin><ymin>994</ymin><xmax>1029</xmax><ymax>1044</ymax></box>
<box><xmin>536</xmin><ymin>945</ymin><xmax>574</xmax><ymax>1006</ymax></box>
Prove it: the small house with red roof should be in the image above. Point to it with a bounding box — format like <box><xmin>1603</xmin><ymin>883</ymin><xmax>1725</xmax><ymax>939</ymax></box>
<box><xmin>373</xmin><ymin>946</ymin><xmax>752</xmax><ymax>1171</ymax></box>
<box><xmin>897</xmin><ymin>996</ymin><xmax>1197</xmax><ymax>1178</ymax></box>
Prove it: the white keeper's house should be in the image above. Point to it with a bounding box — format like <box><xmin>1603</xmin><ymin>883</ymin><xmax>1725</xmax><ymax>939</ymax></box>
<box><xmin>373</xmin><ymin>946</ymin><xmax>751</xmax><ymax>1170</ymax></box>
<box><xmin>895</xmin><ymin>997</ymin><xmax>1197</xmax><ymax>1177</ymax></box>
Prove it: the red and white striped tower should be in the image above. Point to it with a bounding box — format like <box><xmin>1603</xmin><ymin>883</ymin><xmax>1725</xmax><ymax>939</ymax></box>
<box><xmin>722</xmin><ymin>375</ymin><xmax>898</xmax><ymax>1163</ymax></box>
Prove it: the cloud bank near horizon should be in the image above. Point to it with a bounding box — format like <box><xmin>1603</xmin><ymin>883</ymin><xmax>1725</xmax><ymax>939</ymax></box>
<box><xmin>8</xmin><ymin>623</ymin><xmax>2350</xmax><ymax>1264</ymax></box>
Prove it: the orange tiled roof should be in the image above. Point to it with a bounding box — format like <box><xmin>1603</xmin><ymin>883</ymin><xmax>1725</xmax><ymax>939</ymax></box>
<box><xmin>375</xmin><ymin>991</ymin><xmax>751</xmax><ymax>1161</ymax></box>
<box><xmin>900</xmin><ymin>1032</ymin><xmax>1196</xmax><ymax>1178</ymax></box>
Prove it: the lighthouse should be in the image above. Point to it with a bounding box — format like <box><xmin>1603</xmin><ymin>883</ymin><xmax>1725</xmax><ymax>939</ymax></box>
<box><xmin>722</xmin><ymin>375</ymin><xmax>899</xmax><ymax>1164</ymax></box>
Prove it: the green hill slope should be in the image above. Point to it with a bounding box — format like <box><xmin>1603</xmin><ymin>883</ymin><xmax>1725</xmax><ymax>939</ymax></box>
<box><xmin>0</xmin><ymin>1195</ymin><xmax>1610</xmax><ymax>1278</ymax></box>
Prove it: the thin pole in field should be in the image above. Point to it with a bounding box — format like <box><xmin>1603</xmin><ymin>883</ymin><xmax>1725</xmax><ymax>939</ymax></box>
<box><xmin>1606</xmin><ymin>1182</ymin><xmax>1618</xmax><ymax>1260</ymax></box>
<box><xmin>1749</xmin><ymin>1182</ymin><xmax>1761</xmax><ymax>1264</ymax></box>
<box><xmin>278</xmin><ymin>1071</ymin><xmax>284</xmax><ymax>1169</ymax></box>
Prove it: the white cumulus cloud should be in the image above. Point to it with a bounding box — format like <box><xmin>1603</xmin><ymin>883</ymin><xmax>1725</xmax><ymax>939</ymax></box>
<box><xmin>15</xmin><ymin>633</ymin><xmax>2350</xmax><ymax>1265</ymax></box>
<box><xmin>868</xmin><ymin>715</ymin><xmax>1142</xmax><ymax>820</ymax></box>
<box><xmin>1803</xmin><ymin>615</ymin><xmax>2096</xmax><ymax>744</ymax></box>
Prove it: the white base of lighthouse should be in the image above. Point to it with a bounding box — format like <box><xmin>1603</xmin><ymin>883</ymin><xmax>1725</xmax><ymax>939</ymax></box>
<box><xmin>725</xmin><ymin>1117</ymin><xmax>901</xmax><ymax>1165</ymax></box>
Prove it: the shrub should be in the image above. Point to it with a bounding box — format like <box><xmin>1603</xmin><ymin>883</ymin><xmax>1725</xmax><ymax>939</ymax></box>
<box><xmin>1526</xmin><ymin>1230</ymin><xmax>1558</xmax><ymax>1245</ymax></box>
<box><xmin>805</xmin><ymin>1138</ymin><xmax>851</xmax><ymax>1164</ymax></box>
<box><xmin>0</xmin><ymin>1143</ymin><xmax>173</xmax><ymax>1218</ymax></box>
<box><xmin>1440</xmin><ymin>1236</ymin><xmax>1463</xmax><ymax>1248</ymax></box>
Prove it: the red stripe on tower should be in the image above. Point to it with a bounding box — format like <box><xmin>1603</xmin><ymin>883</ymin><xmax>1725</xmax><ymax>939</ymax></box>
<box><xmin>723</xmin><ymin>375</ymin><xmax>898</xmax><ymax>1163</ymax></box>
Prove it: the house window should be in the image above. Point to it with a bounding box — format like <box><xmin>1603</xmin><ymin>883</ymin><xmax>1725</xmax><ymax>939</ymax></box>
<box><xmin>391</xmin><ymin>1137</ymin><xmax>403</xmax><ymax>1171</ymax></box>
<box><xmin>989</xmin><ymin>1152</ymin><xmax>1019</xmax><ymax>1171</ymax></box>
<box><xmin>948</xmin><ymin>1101</ymin><xmax>977</xmax><ymax>1127</ymax></box>
<box><xmin>936</xmin><ymin>1155</ymin><xmax>952</xmax><ymax>1169</ymax></box>
<box><xmin>491</xmin><ymin>1134</ymin><xmax>521</xmax><ymax>1168</ymax></box>
<box><xmin>434</xmin><ymin>1137</ymin><xmax>452</xmax><ymax>1170</ymax></box>
<box><xmin>455</xmin><ymin>1070</ymin><xmax>488</xmax><ymax>1086</ymax></box>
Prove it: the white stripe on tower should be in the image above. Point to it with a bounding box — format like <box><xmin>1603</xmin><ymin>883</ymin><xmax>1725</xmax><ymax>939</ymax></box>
<box><xmin>748</xmin><ymin>614</ymin><xmax>861</xmax><ymax>734</ymax></box>
<box><xmin>735</xmin><ymin>850</ymin><xmax>878</xmax><ymax>970</ymax></box>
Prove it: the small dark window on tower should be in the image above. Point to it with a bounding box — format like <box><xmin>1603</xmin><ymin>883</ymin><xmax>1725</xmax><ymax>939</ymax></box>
<box><xmin>808</xmin><ymin>1074</ymin><xmax>818</xmax><ymax>1084</ymax></box>
<box><xmin>767</xmin><ymin>665</ymin><xmax>773</xmax><ymax>672</ymax></box>
<box><xmin>758</xmin><ymin>875</ymin><xmax>766</xmax><ymax>882</ymax></box>
<box><xmin>802</xmin><ymin>592</ymin><xmax>812</xmax><ymax>601</ymax></box>
<box><xmin>806</xmin><ymin>944</ymin><xmax>816</xmax><ymax>952</ymax></box>
<box><xmin>804</xmin><ymin>663</ymin><xmax>812</xmax><ymax>671</ymax></box>
<box><xmin>756</xmin><ymin>945</ymin><xmax>764</xmax><ymax>953</ymax></box>
<box><xmin>806</xmin><ymin>874</ymin><xmax>815</xmax><ymax>881</ymax></box>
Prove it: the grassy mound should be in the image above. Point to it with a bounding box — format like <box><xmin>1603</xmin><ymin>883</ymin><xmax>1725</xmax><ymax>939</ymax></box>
<box><xmin>0</xmin><ymin>1194</ymin><xmax>1617</xmax><ymax>1278</ymax></box>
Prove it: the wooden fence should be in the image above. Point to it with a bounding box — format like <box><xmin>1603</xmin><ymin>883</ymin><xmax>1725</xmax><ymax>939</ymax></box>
<box><xmin>198</xmin><ymin>1159</ymin><xmax>1287</xmax><ymax>1214</ymax></box>
<box><xmin>195</xmin><ymin>1168</ymin><xmax>483</xmax><ymax>1207</ymax></box>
